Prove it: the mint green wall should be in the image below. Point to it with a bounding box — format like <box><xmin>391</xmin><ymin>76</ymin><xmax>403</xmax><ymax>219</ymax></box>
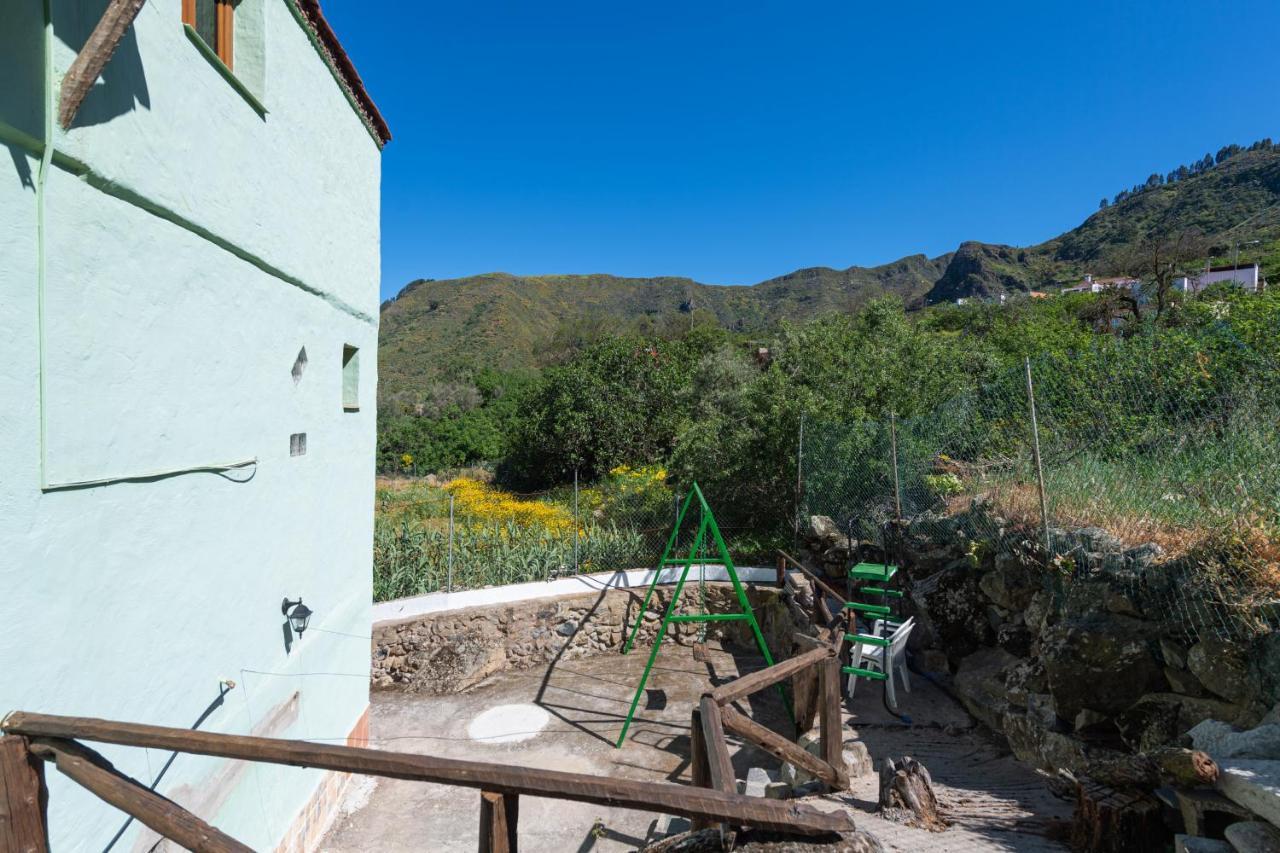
<box><xmin>0</xmin><ymin>1</ymin><xmax>381</xmax><ymax>850</ymax></box>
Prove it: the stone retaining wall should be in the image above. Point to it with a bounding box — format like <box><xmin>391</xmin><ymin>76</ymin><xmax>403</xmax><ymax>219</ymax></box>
<box><xmin>801</xmin><ymin>506</ymin><xmax>1280</xmax><ymax>788</ymax></box>
<box><xmin>372</xmin><ymin>582</ymin><xmax>798</xmax><ymax>694</ymax></box>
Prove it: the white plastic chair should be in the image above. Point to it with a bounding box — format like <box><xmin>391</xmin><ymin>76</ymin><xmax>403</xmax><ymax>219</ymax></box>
<box><xmin>847</xmin><ymin>617</ymin><xmax>914</xmax><ymax>706</ymax></box>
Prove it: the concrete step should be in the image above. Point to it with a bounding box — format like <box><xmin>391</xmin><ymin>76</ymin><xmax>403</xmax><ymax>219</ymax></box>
<box><xmin>1225</xmin><ymin>821</ymin><xmax>1280</xmax><ymax>853</ymax></box>
<box><xmin>1176</xmin><ymin>835</ymin><xmax>1231</xmax><ymax>853</ymax></box>
<box><xmin>1219</xmin><ymin>761</ymin><xmax>1280</xmax><ymax>829</ymax></box>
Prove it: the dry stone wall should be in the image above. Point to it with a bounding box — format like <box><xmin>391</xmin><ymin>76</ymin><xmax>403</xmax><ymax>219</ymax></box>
<box><xmin>372</xmin><ymin>583</ymin><xmax>797</xmax><ymax>694</ymax></box>
<box><xmin>800</xmin><ymin>506</ymin><xmax>1280</xmax><ymax>788</ymax></box>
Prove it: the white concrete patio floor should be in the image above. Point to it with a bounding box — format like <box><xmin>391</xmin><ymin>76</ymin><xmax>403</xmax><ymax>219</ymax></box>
<box><xmin>318</xmin><ymin>643</ymin><xmax>1071</xmax><ymax>852</ymax></box>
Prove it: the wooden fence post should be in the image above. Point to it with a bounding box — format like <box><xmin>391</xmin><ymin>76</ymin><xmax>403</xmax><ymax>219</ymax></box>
<box><xmin>478</xmin><ymin>790</ymin><xmax>518</xmax><ymax>853</ymax></box>
<box><xmin>689</xmin><ymin>707</ymin><xmax>713</xmax><ymax>831</ymax></box>
<box><xmin>818</xmin><ymin>657</ymin><xmax>847</xmax><ymax>791</ymax></box>
<box><xmin>0</xmin><ymin>735</ymin><xmax>49</xmax><ymax>853</ymax></box>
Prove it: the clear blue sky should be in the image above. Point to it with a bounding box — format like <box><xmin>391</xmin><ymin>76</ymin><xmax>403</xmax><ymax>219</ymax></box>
<box><xmin>321</xmin><ymin>1</ymin><xmax>1280</xmax><ymax>302</ymax></box>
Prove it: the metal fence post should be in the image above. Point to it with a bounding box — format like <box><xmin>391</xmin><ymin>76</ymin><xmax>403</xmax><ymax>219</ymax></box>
<box><xmin>447</xmin><ymin>494</ymin><xmax>455</xmax><ymax>594</ymax></box>
<box><xmin>573</xmin><ymin>467</ymin><xmax>580</xmax><ymax>574</ymax></box>
<box><xmin>1024</xmin><ymin>357</ymin><xmax>1052</xmax><ymax>563</ymax></box>
<box><xmin>889</xmin><ymin>411</ymin><xmax>902</xmax><ymax>521</ymax></box>
<box><xmin>795</xmin><ymin>412</ymin><xmax>805</xmax><ymax>544</ymax></box>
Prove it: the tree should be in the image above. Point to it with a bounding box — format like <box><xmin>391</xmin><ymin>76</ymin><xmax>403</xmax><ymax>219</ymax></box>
<box><xmin>1099</xmin><ymin>197</ymin><xmax>1110</xmax><ymax>210</ymax></box>
<box><xmin>1145</xmin><ymin>173</ymin><xmax>1163</xmax><ymax>189</ymax></box>
<box><xmin>1108</xmin><ymin>229</ymin><xmax>1208</xmax><ymax>320</ymax></box>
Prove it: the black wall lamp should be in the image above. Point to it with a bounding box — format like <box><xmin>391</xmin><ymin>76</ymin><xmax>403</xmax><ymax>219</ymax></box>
<box><xmin>281</xmin><ymin>598</ymin><xmax>313</xmax><ymax>637</ymax></box>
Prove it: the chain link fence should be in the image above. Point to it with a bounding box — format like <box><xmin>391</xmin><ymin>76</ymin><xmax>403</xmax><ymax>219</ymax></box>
<box><xmin>801</xmin><ymin>326</ymin><xmax>1280</xmax><ymax>642</ymax></box>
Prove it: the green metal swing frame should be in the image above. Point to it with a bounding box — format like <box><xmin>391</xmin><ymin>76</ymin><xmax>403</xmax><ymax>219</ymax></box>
<box><xmin>615</xmin><ymin>482</ymin><xmax>780</xmax><ymax>748</ymax></box>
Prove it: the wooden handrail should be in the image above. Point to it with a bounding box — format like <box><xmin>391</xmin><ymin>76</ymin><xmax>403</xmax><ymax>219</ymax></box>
<box><xmin>708</xmin><ymin>644</ymin><xmax>833</xmax><ymax>707</ymax></box>
<box><xmin>29</xmin><ymin>739</ymin><xmax>251</xmax><ymax>853</ymax></box>
<box><xmin>777</xmin><ymin>549</ymin><xmax>848</xmax><ymax>607</ymax></box>
<box><xmin>719</xmin><ymin>706</ymin><xmax>846</xmax><ymax>790</ymax></box>
<box><xmin>2</xmin><ymin>712</ymin><xmax>854</xmax><ymax>836</ymax></box>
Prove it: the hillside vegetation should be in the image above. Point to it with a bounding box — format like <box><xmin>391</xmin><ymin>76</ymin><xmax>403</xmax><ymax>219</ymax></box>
<box><xmin>378</xmin><ymin>255</ymin><xmax>949</xmax><ymax>393</ymax></box>
<box><xmin>380</xmin><ymin>140</ymin><xmax>1280</xmax><ymax>397</ymax></box>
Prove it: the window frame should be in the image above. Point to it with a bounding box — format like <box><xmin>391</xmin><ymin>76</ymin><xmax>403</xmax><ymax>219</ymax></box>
<box><xmin>183</xmin><ymin>0</ymin><xmax>235</xmax><ymax>69</ymax></box>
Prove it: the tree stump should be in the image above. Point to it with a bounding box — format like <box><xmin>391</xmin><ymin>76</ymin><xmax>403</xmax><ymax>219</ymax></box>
<box><xmin>878</xmin><ymin>757</ymin><xmax>947</xmax><ymax>831</ymax></box>
<box><xmin>1071</xmin><ymin>778</ymin><xmax>1165</xmax><ymax>853</ymax></box>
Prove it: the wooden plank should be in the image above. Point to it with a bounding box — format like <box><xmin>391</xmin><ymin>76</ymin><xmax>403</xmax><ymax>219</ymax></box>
<box><xmin>698</xmin><ymin>698</ymin><xmax>734</xmax><ymax>797</ymax></box>
<box><xmin>4</xmin><ymin>712</ymin><xmax>854</xmax><ymax>835</ymax></box>
<box><xmin>709</xmin><ymin>645</ymin><xmax>832</xmax><ymax>706</ymax></box>
<box><xmin>720</xmin><ymin>706</ymin><xmax>847</xmax><ymax>791</ymax></box>
<box><xmin>27</xmin><ymin>739</ymin><xmax>251</xmax><ymax>853</ymax></box>
<box><xmin>58</xmin><ymin>0</ymin><xmax>149</xmax><ymax>129</ymax></box>
<box><xmin>818</xmin><ymin>657</ymin><xmax>847</xmax><ymax>790</ymax></box>
<box><xmin>0</xmin><ymin>736</ymin><xmax>48</xmax><ymax>853</ymax></box>
<box><xmin>688</xmin><ymin>708</ymin><xmax>713</xmax><ymax>832</ymax></box>
<box><xmin>479</xmin><ymin>790</ymin><xmax>518</xmax><ymax>853</ymax></box>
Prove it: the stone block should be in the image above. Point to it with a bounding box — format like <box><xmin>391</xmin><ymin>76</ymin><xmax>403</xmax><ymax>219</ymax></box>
<box><xmin>843</xmin><ymin>740</ymin><xmax>873</xmax><ymax>778</ymax></box>
<box><xmin>1217</xmin><ymin>759</ymin><xmax>1280</xmax><ymax>829</ymax></box>
<box><xmin>1041</xmin><ymin>615</ymin><xmax>1166</xmax><ymax>719</ymax></box>
<box><xmin>1166</xmin><ymin>666</ymin><xmax>1207</xmax><ymax>698</ymax></box>
<box><xmin>1161</xmin><ymin>638</ymin><xmax>1189</xmax><ymax>670</ymax></box>
<box><xmin>1224</xmin><ymin>821</ymin><xmax>1280</xmax><ymax>853</ymax></box>
<box><xmin>1174</xmin><ymin>836</ymin><xmax>1230</xmax><ymax>853</ymax></box>
<box><xmin>1190</xmin><ymin>720</ymin><xmax>1280</xmax><ymax>760</ymax></box>
<box><xmin>764</xmin><ymin>782</ymin><xmax>791</xmax><ymax>800</ymax></box>
<box><xmin>1188</xmin><ymin>637</ymin><xmax>1251</xmax><ymax>705</ymax></box>
<box><xmin>740</xmin><ymin>766</ymin><xmax>777</xmax><ymax>798</ymax></box>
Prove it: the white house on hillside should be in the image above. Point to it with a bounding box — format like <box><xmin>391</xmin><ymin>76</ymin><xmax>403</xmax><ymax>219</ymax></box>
<box><xmin>1174</xmin><ymin>263</ymin><xmax>1266</xmax><ymax>295</ymax></box>
<box><xmin>1061</xmin><ymin>274</ymin><xmax>1142</xmax><ymax>295</ymax></box>
<box><xmin>1</xmin><ymin>1</ymin><xmax>389</xmax><ymax>850</ymax></box>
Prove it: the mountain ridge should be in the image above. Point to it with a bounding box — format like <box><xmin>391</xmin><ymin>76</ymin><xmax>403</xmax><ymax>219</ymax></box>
<box><xmin>380</xmin><ymin>144</ymin><xmax>1280</xmax><ymax>395</ymax></box>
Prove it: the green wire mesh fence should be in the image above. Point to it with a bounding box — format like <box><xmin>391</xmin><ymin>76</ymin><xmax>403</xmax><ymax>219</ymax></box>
<box><xmin>801</xmin><ymin>326</ymin><xmax>1280</xmax><ymax>643</ymax></box>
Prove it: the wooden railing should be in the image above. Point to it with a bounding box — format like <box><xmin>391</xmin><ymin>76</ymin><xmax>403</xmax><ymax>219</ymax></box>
<box><xmin>686</xmin><ymin>624</ymin><xmax>851</xmax><ymax>843</ymax></box>
<box><xmin>0</xmin><ymin>705</ymin><xmax>855</xmax><ymax>852</ymax></box>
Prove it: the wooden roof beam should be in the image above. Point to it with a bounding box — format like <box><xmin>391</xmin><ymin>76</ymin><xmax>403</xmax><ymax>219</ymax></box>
<box><xmin>58</xmin><ymin>0</ymin><xmax>148</xmax><ymax>130</ymax></box>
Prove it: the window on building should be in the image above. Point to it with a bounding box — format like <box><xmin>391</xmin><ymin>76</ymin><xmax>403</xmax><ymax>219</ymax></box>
<box><xmin>342</xmin><ymin>346</ymin><xmax>359</xmax><ymax>411</ymax></box>
<box><xmin>184</xmin><ymin>0</ymin><xmax>235</xmax><ymax>69</ymax></box>
<box><xmin>290</xmin><ymin>433</ymin><xmax>307</xmax><ymax>456</ymax></box>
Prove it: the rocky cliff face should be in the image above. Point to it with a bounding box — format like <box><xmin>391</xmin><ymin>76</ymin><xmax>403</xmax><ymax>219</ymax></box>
<box><xmin>924</xmin><ymin>242</ymin><xmax>1035</xmax><ymax>304</ymax></box>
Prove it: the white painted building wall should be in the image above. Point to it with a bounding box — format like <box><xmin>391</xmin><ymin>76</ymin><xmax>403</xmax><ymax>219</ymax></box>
<box><xmin>1176</xmin><ymin>265</ymin><xmax>1263</xmax><ymax>294</ymax></box>
<box><xmin>0</xmin><ymin>1</ymin><xmax>382</xmax><ymax>849</ymax></box>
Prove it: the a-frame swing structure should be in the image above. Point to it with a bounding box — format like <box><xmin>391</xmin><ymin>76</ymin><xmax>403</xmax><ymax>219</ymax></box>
<box><xmin>616</xmin><ymin>482</ymin><xmax>779</xmax><ymax>747</ymax></box>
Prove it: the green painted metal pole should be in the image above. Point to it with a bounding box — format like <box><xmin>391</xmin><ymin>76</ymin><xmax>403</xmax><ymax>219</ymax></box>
<box><xmin>696</xmin><ymin>484</ymin><xmax>792</xmax><ymax>722</ymax></box>
<box><xmin>616</xmin><ymin>518</ymin><xmax>708</xmax><ymax>747</ymax></box>
<box><xmin>622</xmin><ymin>486</ymin><xmax>696</xmax><ymax>654</ymax></box>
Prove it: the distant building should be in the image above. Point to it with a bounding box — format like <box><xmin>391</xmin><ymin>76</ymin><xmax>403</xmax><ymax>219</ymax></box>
<box><xmin>1174</xmin><ymin>263</ymin><xmax>1266</xmax><ymax>295</ymax></box>
<box><xmin>1061</xmin><ymin>274</ymin><xmax>1142</xmax><ymax>295</ymax></box>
